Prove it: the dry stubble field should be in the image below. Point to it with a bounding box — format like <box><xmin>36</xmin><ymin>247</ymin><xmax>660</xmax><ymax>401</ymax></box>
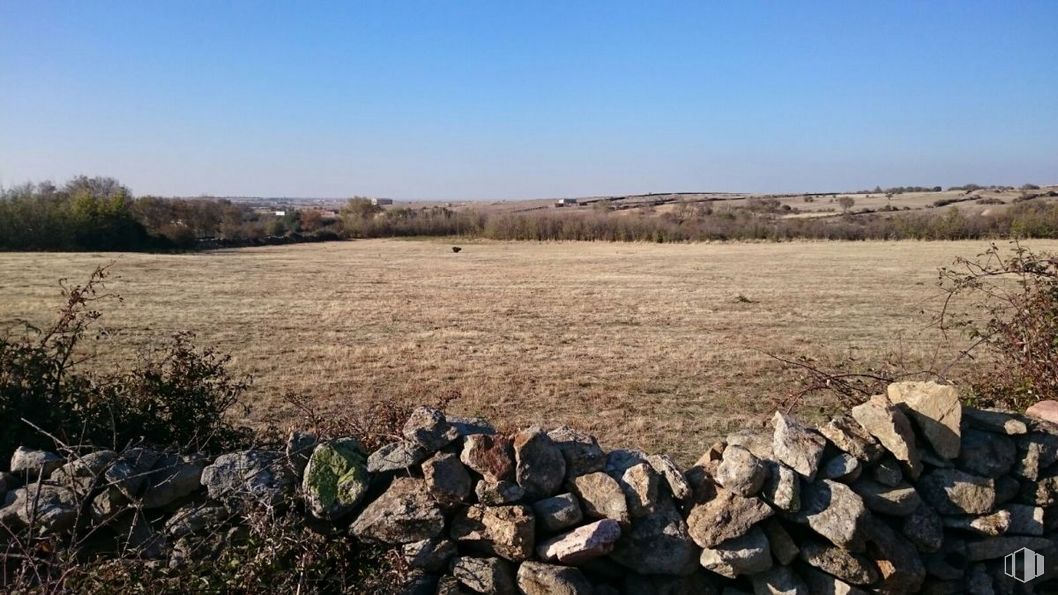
<box><xmin>3</xmin><ymin>239</ymin><xmax>1054</xmax><ymax>463</ymax></box>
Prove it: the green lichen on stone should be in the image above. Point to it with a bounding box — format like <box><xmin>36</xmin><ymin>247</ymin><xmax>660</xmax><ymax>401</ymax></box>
<box><xmin>303</xmin><ymin>438</ymin><xmax>370</xmax><ymax>520</ymax></box>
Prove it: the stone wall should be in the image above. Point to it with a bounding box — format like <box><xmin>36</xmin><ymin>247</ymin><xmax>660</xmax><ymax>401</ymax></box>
<box><xmin>2</xmin><ymin>381</ymin><xmax>1057</xmax><ymax>593</ymax></box>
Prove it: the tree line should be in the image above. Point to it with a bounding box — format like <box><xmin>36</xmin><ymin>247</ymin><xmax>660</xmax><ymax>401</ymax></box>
<box><xmin>3</xmin><ymin>176</ymin><xmax>1058</xmax><ymax>251</ymax></box>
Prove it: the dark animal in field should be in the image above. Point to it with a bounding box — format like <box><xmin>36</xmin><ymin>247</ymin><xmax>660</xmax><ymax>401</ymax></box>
<box><xmin>451</xmin><ymin>246</ymin><xmax>462</xmax><ymax>253</ymax></box>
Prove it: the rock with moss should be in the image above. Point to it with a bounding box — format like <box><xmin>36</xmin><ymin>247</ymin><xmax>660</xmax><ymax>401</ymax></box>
<box><xmin>303</xmin><ymin>438</ymin><xmax>370</xmax><ymax>521</ymax></box>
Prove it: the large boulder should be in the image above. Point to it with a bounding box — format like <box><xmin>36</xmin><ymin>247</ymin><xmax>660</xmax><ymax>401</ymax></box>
<box><xmin>302</xmin><ymin>438</ymin><xmax>370</xmax><ymax>521</ymax></box>
<box><xmin>698</xmin><ymin>525</ymin><xmax>772</xmax><ymax>578</ymax></box>
<box><xmin>200</xmin><ymin>450</ymin><xmax>296</xmax><ymax>509</ymax></box>
<box><xmin>461</xmin><ymin>434</ymin><xmax>515</xmax><ymax>483</ymax></box>
<box><xmin>762</xmin><ymin>461</ymin><xmax>800</xmax><ymax>512</ymax></box>
<box><xmin>687</xmin><ymin>484</ymin><xmax>774</xmax><ymax>548</ymax></box>
<box><xmin>536</xmin><ymin>518</ymin><xmax>621</xmax><ymax>563</ymax></box>
<box><xmin>851</xmin><ymin>395</ymin><xmax>922</xmax><ymax>478</ymax></box>
<box><xmin>790</xmin><ymin>479</ymin><xmax>871</xmax><ymax>552</ymax></box>
<box><xmin>50</xmin><ymin>450</ymin><xmax>117</xmax><ymax>493</ymax></box>
<box><xmin>450</xmin><ymin>504</ymin><xmax>536</xmax><ymax>561</ymax></box>
<box><xmin>886</xmin><ymin>381</ymin><xmax>962</xmax><ymax>459</ymax></box>
<box><xmin>105</xmin><ymin>447</ymin><xmax>164</xmax><ymax>500</ymax></box>
<box><xmin>285</xmin><ymin>430</ymin><xmax>318</xmax><ymax>477</ymax></box>
<box><xmin>772</xmin><ymin>412</ymin><xmax>826</xmax><ymax>480</ymax></box>
<box><xmin>516</xmin><ymin>561</ymin><xmax>593</xmax><ymax>595</ymax></box>
<box><xmin>349</xmin><ymin>477</ymin><xmax>444</xmax><ymax>544</ymax></box>
<box><xmin>963</xmin><ymin>408</ymin><xmax>1028</xmax><ymax>435</ymax></box>
<box><xmin>917</xmin><ymin>468</ymin><xmax>995</xmax><ymax>515</ymax></box>
<box><xmin>512</xmin><ymin>428</ymin><xmax>566</xmax><ymax>501</ymax></box>
<box><xmin>570</xmin><ymin>471</ymin><xmax>629</xmax><ymax>525</ymax></box>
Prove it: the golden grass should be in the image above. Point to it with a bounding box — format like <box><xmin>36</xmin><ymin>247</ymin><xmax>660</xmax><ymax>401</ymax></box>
<box><xmin>3</xmin><ymin>239</ymin><xmax>1055</xmax><ymax>463</ymax></box>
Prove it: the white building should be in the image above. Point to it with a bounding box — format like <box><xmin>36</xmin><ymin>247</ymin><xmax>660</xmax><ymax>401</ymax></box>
<box><xmin>555</xmin><ymin>198</ymin><xmax>578</xmax><ymax>207</ymax></box>
<box><xmin>371</xmin><ymin>198</ymin><xmax>394</xmax><ymax>206</ymax></box>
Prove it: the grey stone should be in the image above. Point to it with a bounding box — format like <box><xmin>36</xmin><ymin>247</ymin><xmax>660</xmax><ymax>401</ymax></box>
<box><xmin>1002</xmin><ymin>503</ymin><xmax>1044</xmax><ymax>536</ymax></box>
<box><xmin>367</xmin><ymin>440</ymin><xmax>430</xmax><ymax>473</ymax></box>
<box><xmin>475</xmin><ymin>480</ymin><xmax>524</xmax><ymax>505</ymax></box>
<box><xmin>820</xmin><ymin>453</ymin><xmax>861</xmax><ymax>482</ymax></box>
<box><xmin>957</xmin><ymin>429</ymin><xmax>1015</xmax><ymax>478</ymax></box>
<box><xmin>687</xmin><ymin>484</ymin><xmax>774</xmax><ymax>548</ymax></box>
<box><xmin>963</xmin><ymin>408</ymin><xmax>1028</xmax><ymax>435</ymax></box>
<box><xmin>0</xmin><ymin>482</ymin><xmax>78</xmax><ymax>534</ymax></box>
<box><xmin>620</xmin><ymin>462</ymin><xmax>659</xmax><ymax>517</ymax></box>
<box><xmin>941</xmin><ymin>510</ymin><xmax>1010</xmax><ymax>536</ymax></box>
<box><xmin>717</xmin><ymin>445</ymin><xmax>768</xmax><ymax>496</ymax></box>
<box><xmin>537</xmin><ymin>518</ymin><xmax>621</xmax><ymax>563</ymax></box>
<box><xmin>164</xmin><ymin>502</ymin><xmax>229</xmax><ymax>538</ymax></box>
<box><xmin>864</xmin><ymin>518</ymin><xmax>926</xmax><ymax>594</ymax></box>
<box><xmin>461</xmin><ymin>434</ymin><xmax>515</xmax><ymax>483</ymax></box>
<box><xmin>851</xmin><ymin>395</ymin><xmax>922</xmax><ymax>478</ymax></box>
<box><xmin>761</xmin><ymin>518</ymin><xmax>799</xmax><ymax>565</ymax></box>
<box><xmin>918</xmin><ymin>468</ymin><xmax>995</xmax><ymax>515</ymax></box>
<box><xmin>800</xmin><ymin>566</ymin><xmax>868</xmax><ymax>595</ymax></box>
<box><xmin>10</xmin><ymin>447</ymin><xmax>63</xmax><ymax>480</ymax></box>
<box><xmin>762</xmin><ymin>461</ymin><xmax>800</xmax><ymax>512</ymax></box>
<box><xmin>791</xmin><ymin>479</ymin><xmax>871</xmax><ymax>552</ymax></box>
<box><xmin>402</xmin><ymin>537</ymin><xmax>457</xmax><ymax>572</ymax></box>
<box><xmin>105</xmin><ymin>447</ymin><xmax>164</xmax><ymax>500</ymax></box>
<box><xmin>140</xmin><ymin>453</ymin><xmax>206</xmax><ymax>509</ymax></box>
<box><xmin>284</xmin><ymin>430</ymin><xmax>317</xmax><ymax>476</ymax></box>
<box><xmin>1018</xmin><ymin>470</ymin><xmax>1058</xmax><ymax>506</ymax></box>
<box><xmin>818</xmin><ymin>413</ymin><xmax>885</xmax><ymax>464</ymax></box>
<box><xmin>570</xmin><ymin>471</ymin><xmax>630</xmax><ymax>525</ymax></box>
<box><xmin>423</xmin><ymin>451</ymin><xmax>472</xmax><ymax>508</ymax></box>
<box><xmin>750</xmin><ymin>565</ymin><xmax>810</xmax><ymax>595</ymax></box>
<box><xmin>451</xmin><ymin>556</ymin><xmax>516</xmax><ymax>594</ymax></box>
<box><xmin>799</xmin><ymin>539</ymin><xmax>880</xmax><ymax>585</ymax></box>
<box><xmin>901</xmin><ymin>503</ymin><xmax>943</xmax><ymax>553</ymax></box>
<box><xmin>851</xmin><ymin>479</ymin><xmax>921</xmax><ymax>516</ymax></box>
<box><xmin>547</xmin><ymin>426</ymin><xmax>606</xmax><ymax>477</ymax></box>
<box><xmin>964</xmin><ymin>536</ymin><xmax>1055</xmax><ymax>561</ymax></box>
<box><xmin>200</xmin><ymin>450</ymin><xmax>295</xmax><ymax>509</ymax></box>
<box><xmin>772</xmin><ymin>412</ymin><xmax>826</xmax><ymax>480</ymax></box>
<box><xmin>516</xmin><ymin>561</ymin><xmax>593</xmax><ymax>595</ymax></box>
<box><xmin>1018</xmin><ymin>431</ymin><xmax>1058</xmax><ymax>468</ymax></box>
<box><xmin>448</xmin><ymin>416</ymin><xmax>496</xmax><ymax>437</ymax></box>
<box><xmin>649</xmin><ymin>453</ymin><xmax>692</xmax><ymax>501</ymax></box>
<box><xmin>886</xmin><ymin>381</ymin><xmax>962</xmax><ymax>459</ymax></box>
<box><xmin>699</xmin><ymin>526</ymin><xmax>772</xmax><ymax>578</ymax></box>
<box><xmin>350</xmin><ymin>477</ymin><xmax>444</xmax><ymax>544</ymax></box>
<box><xmin>604</xmin><ymin>448</ymin><xmax>649</xmax><ymax>479</ymax></box>
<box><xmin>449</xmin><ymin>504</ymin><xmax>535</xmax><ymax>562</ymax></box>
<box><xmin>531</xmin><ymin>493</ymin><xmax>582</xmax><ymax>533</ymax></box>
<box><xmin>513</xmin><ymin>427</ymin><xmax>566</xmax><ymax>500</ymax></box>
<box><xmin>995</xmin><ymin>475</ymin><xmax>1021</xmax><ymax>505</ymax></box>
<box><xmin>403</xmin><ymin>405</ymin><xmax>460</xmax><ymax>451</ymax></box>
<box><xmin>610</xmin><ymin>500</ymin><xmax>697</xmax><ymax>575</ymax></box>
<box><xmin>871</xmin><ymin>455</ymin><xmax>905</xmax><ymax>487</ymax></box>
<box><xmin>50</xmin><ymin>450</ymin><xmax>117</xmax><ymax>493</ymax></box>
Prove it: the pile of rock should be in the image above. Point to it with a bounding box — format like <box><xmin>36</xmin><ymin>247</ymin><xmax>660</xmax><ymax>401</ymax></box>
<box><xmin>2</xmin><ymin>382</ymin><xmax>1057</xmax><ymax>593</ymax></box>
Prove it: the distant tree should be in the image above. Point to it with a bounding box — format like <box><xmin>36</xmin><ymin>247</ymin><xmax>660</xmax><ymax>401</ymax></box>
<box><xmin>837</xmin><ymin>196</ymin><xmax>856</xmax><ymax>213</ymax></box>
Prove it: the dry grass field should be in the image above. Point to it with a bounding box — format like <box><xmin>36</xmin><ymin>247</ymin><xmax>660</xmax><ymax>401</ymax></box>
<box><xmin>3</xmin><ymin>238</ymin><xmax>1057</xmax><ymax>463</ymax></box>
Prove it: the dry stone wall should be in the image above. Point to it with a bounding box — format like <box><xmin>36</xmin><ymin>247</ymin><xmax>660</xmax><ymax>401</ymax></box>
<box><xmin>2</xmin><ymin>381</ymin><xmax>1058</xmax><ymax>593</ymax></box>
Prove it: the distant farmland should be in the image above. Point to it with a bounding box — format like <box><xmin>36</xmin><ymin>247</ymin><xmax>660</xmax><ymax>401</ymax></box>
<box><xmin>2</xmin><ymin>238</ymin><xmax>1056</xmax><ymax>463</ymax></box>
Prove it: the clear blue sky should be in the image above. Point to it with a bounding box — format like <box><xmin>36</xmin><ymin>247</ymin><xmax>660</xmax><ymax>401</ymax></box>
<box><xmin>2</xmin><ymin>1</ymin><xmax>1056</xmax><ymax>199</ymax></box>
